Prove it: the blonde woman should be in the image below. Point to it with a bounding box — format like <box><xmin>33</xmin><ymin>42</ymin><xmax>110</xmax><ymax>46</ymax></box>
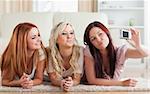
<box><xmin>47</xmin><ymin>22</ymin><xmax>83</xmax><ymax>91</ymax></box>
<box><xmin>1</xmin><ymin>22</ymin><xmax>46</xmax><ymax>88</ymax></box>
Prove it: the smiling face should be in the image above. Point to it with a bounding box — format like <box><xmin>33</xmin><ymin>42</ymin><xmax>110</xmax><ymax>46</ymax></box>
<box><xmin>89</xmin><ymin>27</ymin><xmax>109</xmax><ymax>50</ymax></box>
<box><xmin>57</xmin><ymin>24</ymin><xmax>75</xmax><ymax>48</ymax></box>
<box><xmin>27</xmin><ymin>27</ymin><xmax>41</xmax><ymax>50</ymax></box>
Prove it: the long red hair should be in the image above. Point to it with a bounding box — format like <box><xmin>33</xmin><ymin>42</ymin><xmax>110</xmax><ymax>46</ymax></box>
<box><xmin>1</xmin><ymin>22</ymin><xmax>45</xmax><ymax>80</ymax></box>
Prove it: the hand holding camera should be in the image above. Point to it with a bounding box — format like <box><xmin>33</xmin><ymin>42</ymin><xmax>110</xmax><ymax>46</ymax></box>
<box><xmin>120</xmin><ymin>28</ymin><xmax>141</xmax><ymax>48</ymax></box>
<box><xmin>120</xmin><ymin>29</ymin><xmax>132</xmax><ymax>40</ymax></box>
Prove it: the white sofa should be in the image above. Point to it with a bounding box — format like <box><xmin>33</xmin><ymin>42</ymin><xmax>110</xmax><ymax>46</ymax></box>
<box><xmin>0</xmin><ymin>12</ymin><xmax>108</xmax><ymax>55</ymax></box>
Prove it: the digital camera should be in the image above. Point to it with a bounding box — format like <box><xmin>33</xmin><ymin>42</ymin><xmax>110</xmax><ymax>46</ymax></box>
<box><xmin>120</xmin><ymin>29</ymin><xmax>132</xmax><ymax>40</ymax></box>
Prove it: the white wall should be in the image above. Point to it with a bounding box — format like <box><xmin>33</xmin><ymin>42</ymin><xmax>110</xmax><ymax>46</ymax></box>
<box><xmin>0</xmin><ymin>12</ymin><xmax>108</xmax><ymax>55</ymax></box>
<box><xmin>53</xmin><ymin>12</ymin><xmax>108</xmax><ymax>46</ymax></box>
<box><xmin>144</xmin><ymin>0</ymin><xmax>150</xmax><ymax>77</ymax></box>
<box><xmin>0</xmin><ymin>12</ymin><xmax>53</xmax><ymax>55</ymax></box>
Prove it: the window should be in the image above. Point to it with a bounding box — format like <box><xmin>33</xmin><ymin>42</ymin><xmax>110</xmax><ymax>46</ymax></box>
<box><xmin>33</xmin><ymin>0</ymin><xmax>78</xmax><ymax>12</ymax></box>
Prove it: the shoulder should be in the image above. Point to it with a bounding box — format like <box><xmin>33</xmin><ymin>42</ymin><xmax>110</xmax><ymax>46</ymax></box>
<box><xmin>75</xmin><ymin>45</ymin><xmax>84</xmax><ymax>50</ymax></box>
<box><xmin>116</xmin><ymin>45</ymin><xmax>128</xmax><ymax>55</ymax></box>
<box><xmin>115</xmin><ymin>45</ymin><xmax>128</xmax><ymax>64</ymax></box>
<box><xmin>74</xmin><ymin>45</ymin><xmax>84</xmax><ymax>54</ymax></box>
<box><xmin>38</xmin><ymin>48</ymin><xmax>45</xmax><ymax>55</ymax></box>
<box><xmin>38</xmin><ymin>48</ymin><xmax>46</xmax><ymax>61</ymax></box>
<box><xmin>83</xmin><ymin>46</ymin><xmax>93</xmax><ymax>58</ymax></box>
<box><xmin>74</xmin><ymin>45</ymin><xmax>84</xmax><ymax>62</ymax></box>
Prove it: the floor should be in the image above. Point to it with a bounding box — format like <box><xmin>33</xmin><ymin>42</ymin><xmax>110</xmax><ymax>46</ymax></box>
<box><xmin>0</xmin><ymin>92</ymin><xmax>150</xmax><ymax>94</ymax></box>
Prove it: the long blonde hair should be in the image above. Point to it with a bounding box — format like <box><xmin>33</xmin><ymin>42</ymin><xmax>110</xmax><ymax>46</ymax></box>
<box><xmin>1</xmin><ymin>22</ymin><xmax>45</xmax><ymax>80</ymax></box>
<box><xmin>49</xmin><ymin>22</ymin><xmax>80</xmax><ymax>74</ymax></box>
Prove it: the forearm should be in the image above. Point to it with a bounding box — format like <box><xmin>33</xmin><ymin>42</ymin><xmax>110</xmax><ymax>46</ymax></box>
<box><xmin>2</xmin><ymin>80</ymin><xmax>21</xmax><ymax>87</ymax></box>
<box><xmin>136</xmin><ymin>45</ymin><xmax>150</xmax><ymax>57</ymax></box>
<box><xmin>51</xmin><ymin>79</ymin><xmax>62</xmax><ymax>87</ymax></box>
<box><xmin>88</xmin><ymin>78</ymin><xmax>123</xmax><ymax>86</ymax></box>
<box><xmin>73</xmin><ymin>79</ymin><xmax>80</xmax><ymax>86</ymax></box>
<box><xmin>72</xmin><ymin>73</ymin><xmax>81</xmax><ymax>86</ymax></box>
<box><xmin>32</xmin><ymin>78</ymin><xmax>43</xmax><ymax>86</ymax></box>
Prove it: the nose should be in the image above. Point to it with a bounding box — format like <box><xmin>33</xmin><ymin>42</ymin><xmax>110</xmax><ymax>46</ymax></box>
<box><xmin>37</xmin><ymin>37</ymin><xmax>41</xmax><ymax>42</ymax></box>
<box><xmin>67</xmin><ymin>33</ymin><xmax>72</xmax><ymax>38</ymax></box>
<box><xmin>96</xmin><ymin>35</ymin><xmax>102</xmax><ymax>42</ymax></box>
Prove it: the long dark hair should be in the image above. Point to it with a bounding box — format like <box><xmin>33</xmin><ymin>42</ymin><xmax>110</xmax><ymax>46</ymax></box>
<box><xmin>84</xmin><ymin>21</ymin><xmax>116</xmax><ymax>78</ymax></box>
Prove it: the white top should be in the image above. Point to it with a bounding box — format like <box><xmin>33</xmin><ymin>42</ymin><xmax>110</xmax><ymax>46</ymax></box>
<box><xmin>15</xmin><ymin>48</ymin><xmax>46</xmax><ymax>80</ymax></box>
<box><xmin>47</xmin><ymin>46</ymin><xmax>84</xmax><ymax>80</ymax></box>
<box><xmin>84</xmin><ymin>45</ymin><xmax>128</xmax><ymax>80</ymax></box>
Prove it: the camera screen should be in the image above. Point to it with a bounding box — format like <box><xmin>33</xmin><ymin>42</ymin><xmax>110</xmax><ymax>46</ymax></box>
<box><xmin>123</xmin><ymin>31</ymin><xmax>128</xmax><ymax>38</ymax></box>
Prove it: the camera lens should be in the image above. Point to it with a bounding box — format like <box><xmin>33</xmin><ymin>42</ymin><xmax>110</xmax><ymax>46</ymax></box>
<box><xmin>123</xmin><ymin>31</ymin><xmax>128</xmax><ymax>38</ymax></box>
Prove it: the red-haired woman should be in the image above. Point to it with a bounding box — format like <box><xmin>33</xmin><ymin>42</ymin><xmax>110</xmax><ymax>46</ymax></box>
<box><xmin>1</xmin><ymin>22</ymin><xmax>46</xmax><ymax>88</ymax></box>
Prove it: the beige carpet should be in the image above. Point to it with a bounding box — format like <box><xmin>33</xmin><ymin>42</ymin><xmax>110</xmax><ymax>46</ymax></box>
<box><xmin>0</xmin><ymin>78</ymin><xmax>150</xmax><ymax>92</ymax></box>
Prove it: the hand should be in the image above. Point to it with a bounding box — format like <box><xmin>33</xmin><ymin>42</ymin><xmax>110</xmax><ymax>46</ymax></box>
<box><xmin>127</xmin><ymin>28</ymin><xmax>141</xmax><ymax>48</ymax></box>
<box><xmin>20</xmin><ymin>73</ymin><xmax>29</xmax><ymax>87</ymax></box>
<box><xmin>122</xmin><ymin>79</ymin><xmax>137</xmax><ymax>87</ymax></box>
<box><xmin>60</xmin><ymin>79</ymin><xmax>66</xmax><ymax>90</ymax></box>
<box><xmin>20</xmin><ymin>73</ymin><xmax>33</xmax><ymax>89</ymax></box>
<box><xmin>61</xmin><ymin>77</ymin><xmax>73</xmax><ymax>91</ymax></box>
<box><xmin>22</xmin><ymin>80</ymin><xmax>33</xmax><ymax>89</ymax></box>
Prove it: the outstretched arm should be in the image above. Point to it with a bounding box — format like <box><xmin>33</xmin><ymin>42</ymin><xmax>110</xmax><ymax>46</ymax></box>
<box><xmin>126</xmin><ymin>28</ymin><xmax>150</xmax><ymax>58</ymax></box>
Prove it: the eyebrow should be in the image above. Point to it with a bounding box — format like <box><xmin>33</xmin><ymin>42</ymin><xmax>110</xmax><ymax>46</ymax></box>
<box><xmin>62</xmin><ymin>30</ymin><xmax>74</xmax><ymax>32</ymax></box>
<box><xmin>89</xmin><ymin>36</ymin><xmax>94</xmax><ymax>39</ymax></box>
<box><xmin>31</xmin><ymin>34</ymin><xmax>38</xmax><ymax>37</ymax></box>
<box><xmin>90</xmin><ymin>31</ymin><xmax>103</xmax><ymax>39</ymax></box>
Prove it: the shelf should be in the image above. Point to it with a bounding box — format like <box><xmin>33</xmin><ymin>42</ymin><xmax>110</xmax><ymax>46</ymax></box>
<box><xmin>100</xmin><ymin>7</ymin><xmax>144</xmax><ymax>11</ymax></box>
<box><xmin>108</xmin><ymin>25</ymin><xmax>144</xmax><ymax>29</ymax></box>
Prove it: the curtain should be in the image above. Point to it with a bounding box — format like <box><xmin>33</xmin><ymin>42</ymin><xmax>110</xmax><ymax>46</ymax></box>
<box><xmin>0</xmin><ymin>0</ymin><xmax>33</xmax><ymax>49</ymax></box>
<box><xmin>78</xmin><ymin>0</ymin><xmax>97</xmax><ymax>12</ymax></box>
<box><xmin>0</xmin><ymin>0</ymin><xmax>33</xmax><ymax>13</ymax></box>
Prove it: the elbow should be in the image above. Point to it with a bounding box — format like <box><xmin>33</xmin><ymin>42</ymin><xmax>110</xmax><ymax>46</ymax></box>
<box><xmin>140</xmin><ymin>46</ymin><xmax>150</xmax><ymax>57</ymax></box>
<box><xmin>144</xmin><ymin>50</ymin><xmax>150</xmax><ymax>57</ymax></box>
<box><xmin>142</xmin><ymin>52</ymin><xmax>150</xmax><ymax>58</ymax></box>
<box><xmin>2</xmin><ymin>82</ymin><xmax>6</xmax><ymax>86</ymax></box>
<box><xmin>2</xmin><ymin>80</ymin><xmax>11</xmax><ymax>87</ymax></box>
<box><xmin>147</xmin><ymin>51</ymin><xmax>150</xmax><ymax>57</ymax></box>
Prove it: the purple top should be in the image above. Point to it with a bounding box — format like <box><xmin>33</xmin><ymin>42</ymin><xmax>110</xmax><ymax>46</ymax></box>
<box><xmin>84</xmin><ymin>45</ymin><xmax>128</xmax><ymax>80</ymax></box>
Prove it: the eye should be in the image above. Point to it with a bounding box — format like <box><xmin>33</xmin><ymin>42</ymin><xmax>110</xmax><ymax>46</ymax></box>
<box><xmin>38</xmin><ymin>34</ymin><xmax>40</xmax><ymax>37</ymax></box>
<box><xmin>70</xmin><ymin>31</ymin><xmax>74</xmax><ymax>35</ymax></box>
<box><xmin>31</xmin><ymin>37</ymin><xmax>35</xmax><ymax>39</ymax></box>
<box><xmin>31</xmin><ymin>35</ymin><xmax>37</xmax><ymax>39</ymax></box>
<box><xmin>90</xmin><ymin>37</ymin><xmax>96</xmax><ymax>42</ymax></box>
<box><xmin>61</xmin><ymin>32</ymin><xmax>67</xmax><ymax>35</ymax></box>
<box><xmin>98</xmin><ymin>32</ymin><xmax>102</xmax><ymax>36</ymax></box>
